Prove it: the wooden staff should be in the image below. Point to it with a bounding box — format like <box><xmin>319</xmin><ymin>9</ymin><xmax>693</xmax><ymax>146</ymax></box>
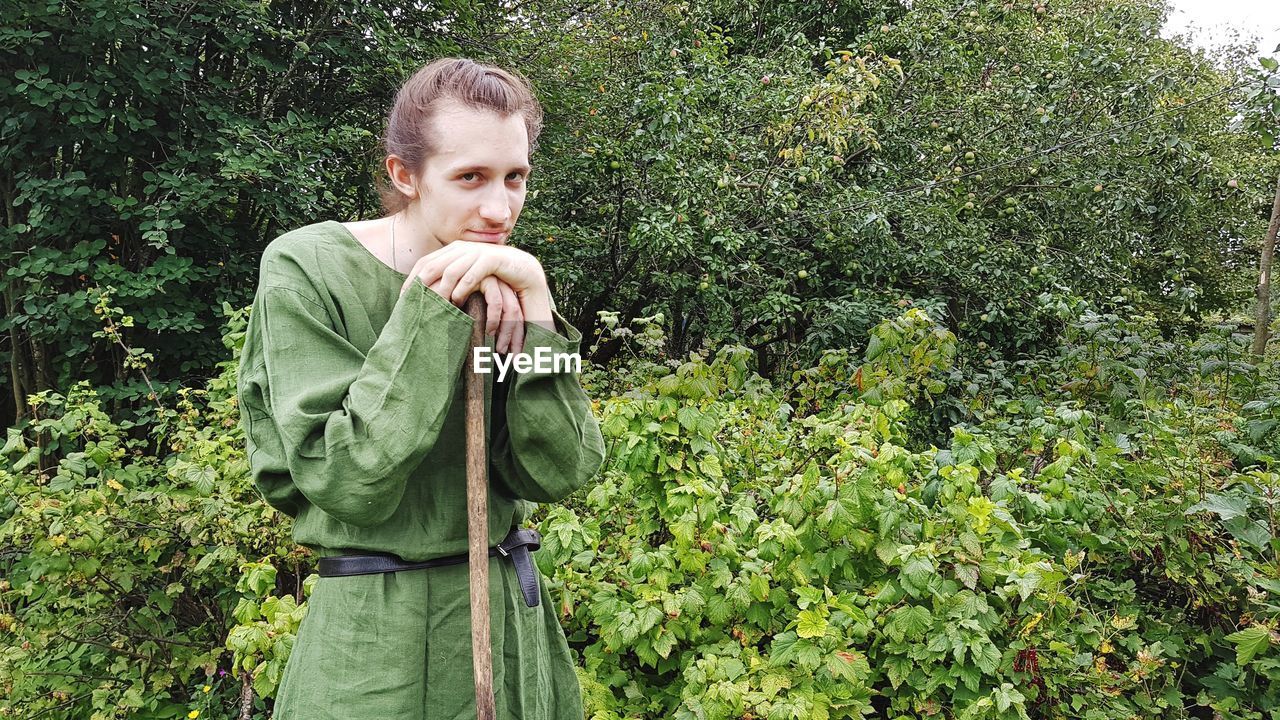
<box><xmin>463</xmin><ymin>292</ymin><xmax>496</xmax><ymax>720</ymax></box>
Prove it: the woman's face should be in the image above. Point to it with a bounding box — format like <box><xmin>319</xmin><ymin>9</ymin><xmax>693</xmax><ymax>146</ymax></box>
<box><xmin>405</xmin><ymin>100</ymin><xmax>531</xmax><ymax>249</ymax></box>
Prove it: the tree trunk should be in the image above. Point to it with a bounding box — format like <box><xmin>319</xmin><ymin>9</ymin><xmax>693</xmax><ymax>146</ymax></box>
<box><xmin>1251</xmin><ymin>173</ymin><xmax>1280</xmax><ymax>359</ymax></box>
<box><xmin>5</xmin><ymin>283</ymin><xmax>30</xmax><ymax>426</ymax></box>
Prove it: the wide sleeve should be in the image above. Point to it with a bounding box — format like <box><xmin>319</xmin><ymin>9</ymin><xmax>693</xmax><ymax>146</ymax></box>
<box><xmin>489</xmin><ymin>307</ymin><xmax>606</xmax><ymax>503</ymax></box>
<box><xmin>250</xmin><ymin>277</ymin><xmax>475</xmax><ymax>528</ymax></box>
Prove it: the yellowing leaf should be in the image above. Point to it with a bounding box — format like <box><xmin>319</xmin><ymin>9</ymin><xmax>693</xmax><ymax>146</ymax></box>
<box><xmin>796</xmin><ymin>609</ymin><xmax>828</xmax><ymax>638</ymax></box>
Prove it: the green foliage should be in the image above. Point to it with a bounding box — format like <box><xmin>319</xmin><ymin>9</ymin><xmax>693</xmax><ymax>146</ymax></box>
<box><xmin>5</xmin><ymin>1</ymin><xmax>1280</xmax><ymax>718</ymax></box>
<box><xmin>6</xmin><ymin>0</ymin><xmax>1278</xmax><ymax>425</ymax></box>
<box><xmin>0</xmin><ymin>306</ymin><xmax>295</xmax><ymax>718</ymax></box>
<box><xmin>503</xmin><ymin>0</ymin><xmax>1279</xmax><ymax>371</ymax></box>
<box><xmin>546</xmin><ymin>308</ymin><xmax>1280</xmax><ymax>719</ymax></box>
<box><xmin>1</xmin><ymin>0</ymin><xmax>467</xmax><ymax>419</ymax></box>
<box><xmin>1</xmin><ymin>300</ymin><xmax>1278</xmax><ymax>718</ymax></box>
<box><xmin>225</xmin><ymin>564</ymin><xmax>312</xmax><ymax>701</ymax></box>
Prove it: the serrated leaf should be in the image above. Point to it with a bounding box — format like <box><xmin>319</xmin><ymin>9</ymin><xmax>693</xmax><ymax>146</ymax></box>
<box><xmin>885</xmin><ymin>654</ymin><xmax>912</xmax><ymax>689</ymax></box>
<box><xmin>955</xmin><ymin>663</ymin><xmax>981</xmax><ymax>692</ymax></box>
<box><xmin>1185</xmin><ymin>493</ymin><xmax>1249</xmax><ymax>521</ymax></box>
<box><xmin>760</xmin><ymin>672</ymin><xmax>791</xmax><ymax>698</ymax></box>
<box><xmin>706</xmin><ymin>593</ymin><xmax>733</xmax><ymax>625</ymax></box>
<box><xmin>2</xmin><ymin>427</ymin><xmax>26</xmax><ymax>455</ymax></box>
<box><xmin>1225</xmin><ymin>516</ymin><xmax>1271</xmax><ymax>549</ymax></box>
<box><xmin>903</xmin><ymin>556</ymin><xmax>935</xmax><ymax>586</ymax></box>
<box><xmin>654</xmin><ymin>629</ymin><xmax>677</xmax><ymax>659</ymax></box>
<box><xmin>875</xmin><ymin>538</ymin><xmax>902</xmax><ymax>565</ymax></box>
<box><xmin>955</xmin><ymin>563</ymin><xmax>979</xmax><ymax>590</ymax></box>
<box><xmin>885</xmin><ymin>604</ymin><xmax>932</xmax><ymax>642</ymax></box>
<box><xmin>796</xmin><ymin>609</ymin><xmax>829</xmax><ymax>638</ymax></box>
<box><xmin>971</xmin><ymin>637</ymin><xmax>1002</xmax><ymax>674</ymax></box>
<box><xmin>750</xmin><ymin>574</ymin><xmax>771</xmax><ymax>602</ymax></box>
<box><xmin>770</xmin><ymin>631</ymin><xmax>799</xmax><ymax>666</ymax></box>
<box><xmin>827</xmin><ymin>650</ymin><xmax>868</xmax><ymax>682</ymax></box>
<box><xmin>795</xmin><ymin>585</ymin><xmax>824</xmax><ymax>609</ymax></box>
<box><xmin>231</xmin><ymin>598</ymin><xmax>260</xmax><ymax>625</ymax></box>
<box><xmin>993</xmin><ymin>682</ymin><xmax>1025</xmax><ymax>713</ymax></box>
<box><xmin>1226</xmin><ymin>625</ymin><xmax>1272</xmax><ymax>665</ymax></box>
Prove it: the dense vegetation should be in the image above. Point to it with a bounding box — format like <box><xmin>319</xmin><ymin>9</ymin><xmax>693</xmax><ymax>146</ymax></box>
<box><xmin>2</xmin><ymin>304</ymin><xmax>1278</xmax><ymax>718</ymax></box>
<box><xmin>4</xmin><ymin>0</ymin><xmax>1278</xmax><ymax>423</ymax></box>
<box><xmin>2</xmin><ymin>0</ymin><xmax>1279</xmax><ymax>718</ymax></box>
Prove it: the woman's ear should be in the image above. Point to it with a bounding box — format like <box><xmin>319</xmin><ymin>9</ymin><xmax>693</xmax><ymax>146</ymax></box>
<box><xmin>386</xmin><ymin>155</ymin><xmax>419</xmax><ymax>200</ymax></box>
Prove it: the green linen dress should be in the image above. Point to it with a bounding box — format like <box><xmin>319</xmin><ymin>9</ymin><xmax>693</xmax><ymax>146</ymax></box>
<box><xmin>236</xmin><ymin>220</ymin><xmax>606</xmax><ymax>720</ymax></box>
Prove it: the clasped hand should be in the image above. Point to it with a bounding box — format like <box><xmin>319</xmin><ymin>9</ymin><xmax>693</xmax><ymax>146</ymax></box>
<box><xmin>399</xmin><ymin>241</ymin><xmax>546</xmax><ymax>355</ymax></box>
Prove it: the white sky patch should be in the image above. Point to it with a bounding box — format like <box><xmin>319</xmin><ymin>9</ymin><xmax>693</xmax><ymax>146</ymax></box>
<box><xmin>1161</xmin><ymin>0</ymin><xmax>1280</xmax><ymax>62</ymax></box>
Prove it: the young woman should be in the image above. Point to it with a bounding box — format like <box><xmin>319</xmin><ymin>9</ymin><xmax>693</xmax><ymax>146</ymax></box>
<box><xmin>236</xmin><ymin>57</ymin><xmax>605</xmax><ymax>719</ymax></box>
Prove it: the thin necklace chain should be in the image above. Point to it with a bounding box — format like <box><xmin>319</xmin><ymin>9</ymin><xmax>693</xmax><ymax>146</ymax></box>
<box><xmin>390</xmin><ymin>213</ymin><xmax>397</xmax><ymax>273</ymax></box>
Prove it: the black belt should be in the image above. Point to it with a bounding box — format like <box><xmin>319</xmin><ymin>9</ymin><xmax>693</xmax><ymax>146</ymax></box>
<box><xmin>316</xmin><ymin>528</ymin><xmax>543</xmax><ymax>608</ymax></box>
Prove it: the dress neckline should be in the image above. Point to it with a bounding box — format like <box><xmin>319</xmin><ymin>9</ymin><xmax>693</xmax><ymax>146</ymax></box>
<box><xmin>326</xmin><ymin>220</ymin><xmax>408</xmax><ymax>278</ymax></box>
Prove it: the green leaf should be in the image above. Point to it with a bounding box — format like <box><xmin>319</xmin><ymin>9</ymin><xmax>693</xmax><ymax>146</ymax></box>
<box><xmin>1225</xmin><ymin>625</ymin><xmax>1273</xmax><ymax>665</ymax></box>
<box><xmin>970</xmin><ymin>637</ymin><xmax>1002</xmax><ymax>674</ymax></box>
<box><xmin>795</xmin><ymin>586</ymin><xmax>825</xmax><ymax>609</ymax></box>
<box><xmin>759</xmin><ymin>672</ymin><xmax>791</xmax><ymax>698</ymax></box>
<box><xmin>1185</xmin><ymin>493</ymin><xmax>1249</xmax><ymax>521</ymax></box>
<box><xmin>796</xmin><ymin>609</ymin><xmax>829</xmax><ymax>638</ymax></box>
<box><xmin>885</xmin><ymin>604</ymin><xmax>932</xmax><ymax>642</ymax></box>
<box><xmin>902</xmin><ymin>556</ymin><xmax>936</xmax><ymax>594</ymax></box>
<box><xmin>955</xmin><ymin>564</ymin><xmax>979</xmax><ymax>590</ymax></box>
<box><xmin>2</xmin><ymin>428</ymin><xmax>26</xmax><ymax>455</ymax></box>
<box><xmin>653</xmin><ymin>629</ymin><xmax>677</xmax><ymax>659</ymax></box>
<box><xmin>232</xmin><ymin>598</ymin><xmax>260</xmax><ymax>625</ymax></box>
<box><xmin>750</xmin><ymin>574</ymin><xmax>771</xmax><ymax>602</ymax></box>
<box><xmin>993</xmin><ymin>682</ymin><xmax>1026</xmax><ymax>713</ymax></box>
<box><xmin>1224</xmin><ymin>516</ymin><xmax>1272</xmax><ymax>549</ymax></box>
<box><xmin>706</xmin><ymin>593</ymin><xmax>733</xmax><ymax>625</ymax></box>
<box><xmin>954</xmin><ymin>663</ymin><xmax>982</xmax><ymax>692</ymax></box>
<box><xmin>884</xmin><ymin>654</ymin><xmax>912</xmax><ymax>689</ymax></box>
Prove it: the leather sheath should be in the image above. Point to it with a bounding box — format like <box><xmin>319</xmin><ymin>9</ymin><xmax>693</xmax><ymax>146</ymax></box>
<box><xmin>316</xmin><ymin>527</ymin><xmax>543</xmax><ymax>608</ymax></box>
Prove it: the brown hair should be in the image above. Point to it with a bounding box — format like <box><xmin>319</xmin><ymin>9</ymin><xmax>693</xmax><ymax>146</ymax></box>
<box><xmin>377</xmin><ymin>57</ymin><xmax>544</xmax><ymax>215</ymax></box>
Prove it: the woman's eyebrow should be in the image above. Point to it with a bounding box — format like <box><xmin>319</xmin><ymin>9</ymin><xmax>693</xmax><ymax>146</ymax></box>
<box><xmin>451</xmin><ymin>163</ymin><xmax>532</xmax><ymax>175</ymax></box>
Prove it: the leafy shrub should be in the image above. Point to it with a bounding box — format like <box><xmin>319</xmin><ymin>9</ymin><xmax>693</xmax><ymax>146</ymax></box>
<box><xmin>550</xmin><ymin>307</ymin><xmax>1280</xmax><ymax>719</ymax></box>
<box><xmin>2</xmin><ymin>303</ymin><xmax>1277</xmax><ymax>719</ymax></box>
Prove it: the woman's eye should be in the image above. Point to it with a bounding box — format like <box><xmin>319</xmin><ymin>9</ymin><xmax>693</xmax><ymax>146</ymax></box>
<box><xmin>461</xmin><ymin>172</ymin><xmax>479</xmax><ymax>182</ymax></box>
